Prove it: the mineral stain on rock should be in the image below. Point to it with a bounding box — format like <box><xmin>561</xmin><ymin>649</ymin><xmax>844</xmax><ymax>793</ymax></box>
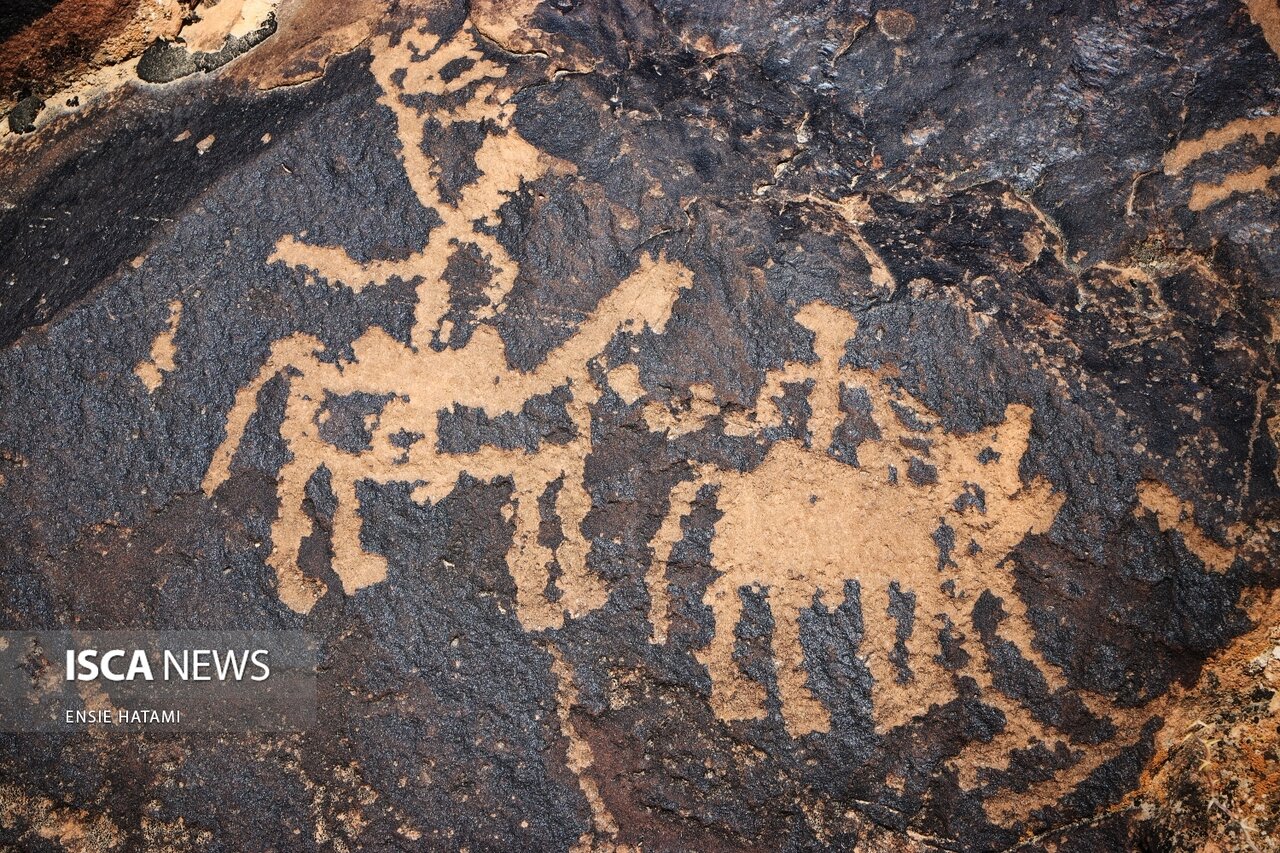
<box><xmin>0</xmin><ymin>0</ymin><xmax>1278</xmax><ymax>850</ymax></box>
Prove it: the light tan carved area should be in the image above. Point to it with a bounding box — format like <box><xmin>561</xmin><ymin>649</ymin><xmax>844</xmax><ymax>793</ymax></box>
<box><xmin>1163</xmin><ymin>116</ymin><xmax>1280</xmax><ymax>211</ymax></box>
<box><xmin>204</xmin><ymin>252</ymin><xmax>690</xmax><ymax>616</ymax></box>
<box><xmin>604</xmin><ymin>364</ymin><xmax>645</xmax><ymax>405</ymax></box>
<box><xmin>1244</xmin><ymin>0</ymin><xmax>1280</xmax><ymax>57</ymax></box>
<box><xmin>267</xmin><ymin>24</ymin><xmax>544</xmax><ymax>322</ymax></box>
<box><xmin>1162</xmin><ymin>116</ymin><xmax>1280</xmax><ymax>177</ymax></box>
<box><xmin>548</xmin><ymin>648</ymin><xmax>633</xmax><ymax>853</ymax></box>
<box><xmin>647</xmin><ymin>301</ymin><xmax>1060</xmax><ymax>733</ymax></box>
<box><xmin>1188</xmin><ymin>161</ymin><xmax>1280</xmax><ymax>211</ymax></box>
<box><xmin>134</xmin><ymin>299</ymin><xmax>182</xmax><ymax>393</ymax></box>
<box><xmin>201</xmin><ymin>20</ymin><xmax>665</xmax><ymax>835</ymax></box>
<box><xmin>644</xmin><ymin>302</ymin><xmax>1230</xmax><ymax>823</ymax></box>
<box><xmin>193</xmin><ymin>13</ymin><xmax>1257</xmax><ymax>836</ymax></box>
<box><xmin>201</xmin><ymin>20</ymin><xmax>692</xmax><ymax>622</ymax></box>
<box><xmin>1160</xmin><ymin>6</ymin><xmax>1280</xmax><ymax>211</ymax></box>
<box><xmin>1136</xmin><ymin>480</ymin><xmax>1238</xmax><ymax>571</ymax></box>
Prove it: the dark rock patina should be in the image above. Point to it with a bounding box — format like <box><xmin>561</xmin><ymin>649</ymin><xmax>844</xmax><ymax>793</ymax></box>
<box><xmin>0</xmin><ymin>1</ymin><xmax>1277</xmax><ymax>850</ymax></box>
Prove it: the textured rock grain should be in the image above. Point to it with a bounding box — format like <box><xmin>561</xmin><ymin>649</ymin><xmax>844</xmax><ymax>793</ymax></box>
<box><xmin>0</xmin><ymin>1</ymin><xmax>1277</xmax><ymax>850</ymax></box>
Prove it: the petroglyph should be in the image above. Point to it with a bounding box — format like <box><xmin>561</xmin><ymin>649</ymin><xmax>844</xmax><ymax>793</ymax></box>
<box><xmin>203</xmin><ymin>21</ymin><xmax>691</xmax><ymax>626</ymax></box>
<box><xmin>649</xmin><ymin>301</ymin><xmax>1063</xmax><ymax>732</ymax></box>
<box><xmin>204</xmin><ymin>254</ymin><xmax>689</xmax><ymax>617</ymax></box>
<box><xmin>196</xmin><ymin>25</ymin><xmax>696</xmax><ymax>833</ymax></box>
<box><xmin>135</xmin><ymin>300</ymin><xmax>182</xmax><ymax>393</ymax></box>
<box><xmin>644</xmin><ymin>301</ymin><xmax>1216</xmax><ymax>821</ymax></box>
<box><xmin>548</xmin><ymin>648</ymin><xmax>623</xmax><ymax>851</ymax></box>
<box><xmin>266</xmin><ymin>23</ymin><xmax>549</xmax><ymax>341</ymax></box>
<box><xmin>186</xmin><ymin>11</ymin><xmax>1266</xmax><ymax>837</ymax></box>
<box><xmin>1244</xmin><ymin>0</ymin><xmax>1280</xmax><ymax>58</ymax></box>
<box><xmin>1162</xmin><ymin>116</ymin><xmax>1280</xmax><ymax>176</ymax></box>
<box><xmin>1188</xmin><ymin>161</ymin><xmax>1280</xmax><ymax>211</ymax></box>
<box><xmin>1163</xmin><ymin>114</ymin><xmax>1280</xmax><ymax>210</ymax></box>
<box><xmin>1137</xmin><ymin>480</ymin><xmax>1239</xmax><ymax>572</ymax></box>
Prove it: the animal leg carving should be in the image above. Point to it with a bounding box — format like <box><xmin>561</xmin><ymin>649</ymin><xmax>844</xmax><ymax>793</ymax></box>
<box><xmin>697</xmin><ymin>574</ymin><xmax>767</xmax><ymax>724</ymax></box>
<box><xmin>772</xmin><ymin>588</ymin><xmax>831</xmax><ymax>736</ymax></box>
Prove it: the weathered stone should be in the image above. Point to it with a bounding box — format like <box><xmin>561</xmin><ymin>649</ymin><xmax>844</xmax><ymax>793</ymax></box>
<box><xmin>0</xmin><ymin>1</ymin><xmax>1277</xmax><ymax>850</ymax></box>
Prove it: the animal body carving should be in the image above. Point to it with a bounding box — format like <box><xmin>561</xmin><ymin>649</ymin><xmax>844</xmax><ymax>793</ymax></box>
<box><xmin>642</xmin><ymin>303</ymin><xmax>1170</xmax><ymax>822</ymax></box>
<box><xmin>651</xmin><ymin>302</ymin><xmax>1069</xmax><ymax>735</ymax></box>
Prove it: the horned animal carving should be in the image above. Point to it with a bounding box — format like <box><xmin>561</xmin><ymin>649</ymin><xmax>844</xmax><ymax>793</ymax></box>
<box><xmin>637</xmin><ymin>303</ymin><xmax>1163</xmax><ymax>822</ymax></box>
<box><xmin>649</xmin><ymin>302</ymin><xmax>1077</xmax><ymax>734</ymax></box>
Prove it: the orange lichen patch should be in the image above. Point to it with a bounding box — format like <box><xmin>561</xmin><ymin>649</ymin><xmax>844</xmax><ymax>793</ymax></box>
<box><xmin>134</xmin><ymin>299</ymin><xmax>183</xmax><ymax>393</ymax></box>
<box><xmin>1188</xmin><ymin>162</ymin><xmax>1280</xmax><ymax>211</ymax></box>
<box><xmin>1136</xmin><ymin>480</ymin><xmax>1236</xmax><ymax>572</ymax></box>
<box><xmin>1244</xmin><ymin>0</ymin><xmax>1280</xmax><ymax>59</ymax></box>
<box><xmin>1135</xmin><ymin>589</ymin><xmax>1280</xmax><ymax>850</ymax></box>
<box><xmin>1162</xmin><ymin>115</ymin><xmax>1280</xmax><ymax>176</ymax></box>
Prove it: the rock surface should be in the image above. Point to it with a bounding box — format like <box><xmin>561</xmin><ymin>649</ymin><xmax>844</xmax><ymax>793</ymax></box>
<box><xmin>1</xmin><ymin>1</ymin><xmax>1278</xmax><ymax>850</ymax></box>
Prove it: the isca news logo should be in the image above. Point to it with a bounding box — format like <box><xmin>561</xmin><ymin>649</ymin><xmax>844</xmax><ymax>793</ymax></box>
<box><xmin>65</xmin><ymin>647</ymin><xmax>272</xmax><ymax>682</ymax></box>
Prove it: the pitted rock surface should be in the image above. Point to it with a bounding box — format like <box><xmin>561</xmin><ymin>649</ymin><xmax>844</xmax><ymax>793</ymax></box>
<box><xmin>1</xmin><ymin>1</ymin><xmax>1278</xmax><ymax>850</ymax></box>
